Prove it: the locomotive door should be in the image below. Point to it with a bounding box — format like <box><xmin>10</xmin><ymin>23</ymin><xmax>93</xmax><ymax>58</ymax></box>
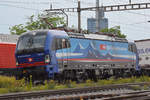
<box><xmin>132</xmin><ymin>44</ymin><xmax>136</xmax><ymax>68</ymax></box>
<box><xmin>128</xmin><ymin>44</ymin><xmax>135</xmax><ymax>67</ymax></box>
<box><xmin>55</xmin><ymin>38</ymin><xmax>65</xmax><ymax>70</ymax></box>
<box><xmin>54</xmin><ymin>38</ymin><xmax>70</xmax><ymax>71</ymax></box>
<box><xmin>61</xmin><ymin>38</ymin><xmax>70</xmax><ymax>69</ymax></box>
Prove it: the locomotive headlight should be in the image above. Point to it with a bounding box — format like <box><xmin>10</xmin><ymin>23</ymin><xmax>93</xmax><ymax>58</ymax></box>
<box><xmin>45</xmin><ymin>55</ymin><xmax>50</xmax><ymax>63</ymax></box>
<box><xmin>16</xmin><ymin>61</ymin><xmax>18</xmax><ymax>66</ymax></box>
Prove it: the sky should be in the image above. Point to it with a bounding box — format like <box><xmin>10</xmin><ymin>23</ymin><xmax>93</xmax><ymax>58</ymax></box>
<box><xmin>0</xmin><ymin>0</ymin><xmax>150</xmax><ymax>41</ymax></box>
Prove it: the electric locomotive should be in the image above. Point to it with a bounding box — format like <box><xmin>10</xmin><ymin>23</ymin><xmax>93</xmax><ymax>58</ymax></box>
<box><xmin>15</xmin><ymin>29</ymin><xmax>139</xmax><ymax>81</ymax></box>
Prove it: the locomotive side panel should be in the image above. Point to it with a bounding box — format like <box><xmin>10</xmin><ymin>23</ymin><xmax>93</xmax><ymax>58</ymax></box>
<box><xmin>57</xmin><ymin>37</ymin><xmax>136</xmax><ymax>70</ymax></box>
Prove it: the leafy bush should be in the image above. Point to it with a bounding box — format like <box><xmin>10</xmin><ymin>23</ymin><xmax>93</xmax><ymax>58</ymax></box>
<box><xmin>0</xmin><ymin>76</ymin><xmax>16</xmax><ymax>88</ymax></box>
<box><xmin>46</xmin><ymin>80</ymin><xmax>56</xmax><ymax>89</ymax></box>
<box><xmin>0</xmin><ymin>88</ymin><xmax>9</xmax><ymax>94</ymax></box>
<box><xmin>65</xmin><ymin>80</ymin><xmax>77</xmax><ymax>88</ymax></box>
<box><xmin>0</xmin><ymin>76</ymin><xmax>26</xmax><ymax>93</ymax></box>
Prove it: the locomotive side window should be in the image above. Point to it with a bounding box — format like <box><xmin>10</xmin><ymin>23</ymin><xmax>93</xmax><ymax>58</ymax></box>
<box><xmin>57</xmin><ymin>38</ymin><xmax>62</xmax><ymax>49</ymax></box>
<box><xmin>132</xmin><ymin>44</ymin><xmax>137</xmax><ymax>53</ymax></box>
<box><xmin>65</xmin><ymin>39</ymin><xmax>71</xmax><ymax>48</ymax></box>
<box><xmin>62</xmin><ymin>39</ymin><xmax>66</xmax><ymax>48</ymax></box>
<box><xmin>139</xmin><ymin>57</ymin><xmax>142</xmax><ymax>61</ymax></box>
<box><xmin>128</xmin><ymin>44</ymin><xmax>137</xmax><ymax>53</ymax></box>
<box><xmin>51</xmin><ymin>38</ymin><xmax>70</xmax><ymax>50</ymax></box>
<box><xmin>61</xmin><ymin>38</ymin><xmax>70</xmax><ymax>49</ymax></box>
<box><xmin>128</xmin><ymin>44</ymin><xmax>132</xmax><ymax>52</ymax></box>
<box><xmin>51</xmin><ymin>38</ymin><xmax>61</xmax><ymax>50</ymax></box>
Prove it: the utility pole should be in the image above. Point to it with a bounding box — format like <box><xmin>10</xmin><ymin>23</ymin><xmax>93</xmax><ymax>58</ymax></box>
<box><xmin>96</xmin><ymin>0</ymin><xmax>100</xmax><ymax>32</ymax></box>
<box><xmin>50</xmin><ymin>4</ymin><xmax>52</xmax><ymax>9</ymax></box>
<box><xmin>129</xmin><ymin>0</ymin><xmax>131</xmax><ymax>4</ymax></box>
<box><xmin>77</xmin><ymin>0</ymin><xmax>81</xmax><ymax>33</ymax></box>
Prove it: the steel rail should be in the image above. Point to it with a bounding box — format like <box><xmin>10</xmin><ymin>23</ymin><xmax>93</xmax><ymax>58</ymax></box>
<box><xmin>0</xmin><ymin>82</ymin><xmax>149</xmax><ymax>100</ymax></box>
<box><xmin>102</xmin><ymin>91</ymin><xmax>150</xmax><ymax>100</ymax></box>
<box><xmin>48</xmin><ymin>91</ymin><xmax>150</xmax><ymax>100</ymax></box>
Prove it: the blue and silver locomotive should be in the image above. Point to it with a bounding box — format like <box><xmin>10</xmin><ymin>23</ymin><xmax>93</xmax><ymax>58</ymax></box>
<box><xmin>15</xmin><ymin>30</ymin><xmax>140</xmax><ymax>81</ymax></box>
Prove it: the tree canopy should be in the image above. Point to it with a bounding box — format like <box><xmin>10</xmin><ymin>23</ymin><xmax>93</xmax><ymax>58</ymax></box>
<box><xmin>100</xmin><ymin>26</ymin><xmax>126</xmax><ymax>38</ymax></box>
<box><xmin>10</xmin><ymin>14</ymin><xmax>65</xmax><ymax>35</ymax></box>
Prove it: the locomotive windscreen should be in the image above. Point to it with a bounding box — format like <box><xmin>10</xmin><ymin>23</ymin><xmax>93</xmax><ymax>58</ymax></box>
<box><xmin>16</xmin><ymin>32</ymin><xmax>47</xmax><ymax>54</ymax></box>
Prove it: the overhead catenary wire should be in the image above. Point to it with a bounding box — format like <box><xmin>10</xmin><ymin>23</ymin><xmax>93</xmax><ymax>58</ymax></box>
<box><xmin>0</xmin><ymin>0</ymin><xmax>150</xmax><ymax>35</ymax></box>
<box><xmin>67</xmin><ymin>11</ymin><xmax>150</xmax><ymax>34</ymax></box>
<box><xmin>0</xmin><ymin>0</ymin><xmax>57</xmax><ymax>5</ymax></box>
<box><xmin>63</xmin><ymin>0</ymin><xmax>150</xmax><ymax>33</ymax></box>
<box><xmin>0</xmin><ymin>0</ymin><xmax>64</xmax><ymax>12</ymax></box>
<box><xmin>111</xmin><ymin>0</ymin><xmax>150</xmax><ymax>16</ymax></box>
<box><xmin>110</xmin><ymin>20</ymin><xmax>150</xmax><ymax>33</ymax></box>
<box><xmin>45</xmin><ymin>9</ymin><xmax>150</xmax><ymax>34</ymax></box>
<box><xmin>107</xmin><ymin>0</ymin><xmax>150</xmax><ymax>31</ymax></box>
<box><xmin>0</xmin><ymin>3</ymin><xmax>40</xmax><ymax>11</ymax></box>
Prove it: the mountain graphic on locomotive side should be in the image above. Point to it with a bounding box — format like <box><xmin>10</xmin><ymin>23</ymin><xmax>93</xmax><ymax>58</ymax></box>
<box><xmin>74</xmin><ymin>42</ymin><xmax>115</xmax><ymax>59</ymax></box>
<box><xmin>15</xmin><ymin>30</ymin><xmax>140</xmax><ymax>81</ymax></box>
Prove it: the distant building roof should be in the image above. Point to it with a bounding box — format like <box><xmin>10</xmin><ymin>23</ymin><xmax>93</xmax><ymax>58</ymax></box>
<box><xmin>0</xmin><ymin>34</ymin><xmax>19</xmax><ymax>44</ymax></box>
<box><xmin>135</xmin><ymin>39</ymin><xmax>150</xmax><ymax>42</ymax></box>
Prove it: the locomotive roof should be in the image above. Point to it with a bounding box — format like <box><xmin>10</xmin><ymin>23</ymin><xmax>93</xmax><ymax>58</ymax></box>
<box><xmin>21</xmin><ymin>30</ymin><xmax>68</xmax><ymax>37</ymax></box>
<box><xmin>67</xmin><ymin>32</ymin><xmax>128</xmax><ymax>42</ymax></box>
<box><xmin>21</xmin><ymin>30</ymin><xmax>128</xmax><ymax>42</ymax></box>
<box><xmin>21</xmin><ymin>30</ymin><xmax>48</xmax><ymax>36</ymax></box>
<box><xmin>0</xmin><ymin>34</ymin><xmax>19</xmax><ymax>44</ymax></box>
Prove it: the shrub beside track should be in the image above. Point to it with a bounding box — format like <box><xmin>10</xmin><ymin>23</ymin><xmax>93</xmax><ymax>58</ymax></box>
<box><xmin>0</xmin><ymin>76</ymin><xmax>150</xmax><ymax>94</ymax></box>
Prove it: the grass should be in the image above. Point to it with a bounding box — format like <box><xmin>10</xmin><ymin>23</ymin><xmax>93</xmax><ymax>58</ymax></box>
<box><xmin>0</xmin><ymin>76</ymin><xmax>150</xmax><ymax>94</ymax></box>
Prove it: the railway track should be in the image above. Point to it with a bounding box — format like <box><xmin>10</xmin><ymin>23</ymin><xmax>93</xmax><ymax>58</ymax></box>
<box><xmin>0</xmin><ymin>82</ymin><xmax>150</xmax><ymax>100</ymax></box>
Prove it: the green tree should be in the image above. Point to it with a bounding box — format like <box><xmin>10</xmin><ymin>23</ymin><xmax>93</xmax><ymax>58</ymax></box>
<box><xmin>100</xmin><ymin>26</ymin><xmax>126</xmax><ymax>38</ymax></box>
<box><xmin>10</xmin><ymin>14</ymin><xmax>65</xmax><ymax>35</ymax></box>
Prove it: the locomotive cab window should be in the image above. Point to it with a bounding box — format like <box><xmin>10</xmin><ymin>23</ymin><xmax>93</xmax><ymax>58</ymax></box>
<box><xmin>51</xmin><ymin>38</ymin><xmax>70</xmax><ymax>50</ymax></box>
<box><xmin>16</xmin><ymin>32</ymin><xmax>47</xmax><ymax>54</ymax></box>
